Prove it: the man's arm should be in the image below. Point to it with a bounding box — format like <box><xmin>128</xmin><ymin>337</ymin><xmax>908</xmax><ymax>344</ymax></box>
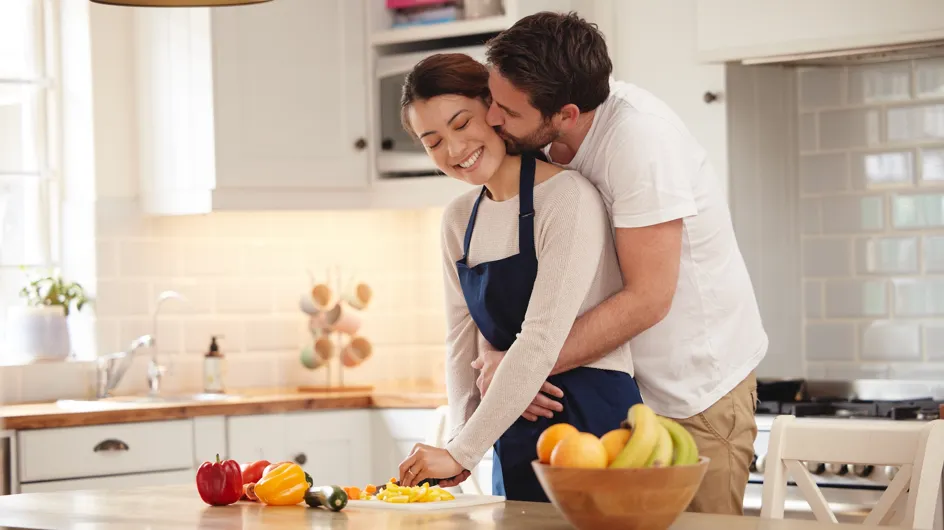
<box><xmin>549</xmin><ymin>219</ymin><xmax>683</xmax><ymax>375</ymax></box>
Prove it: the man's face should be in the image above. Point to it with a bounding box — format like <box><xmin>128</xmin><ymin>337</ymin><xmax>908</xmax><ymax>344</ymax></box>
<box><xmin>485</xmin><ymin>67</ymin><xmax>561</xmax><ymax>153</ymax></box>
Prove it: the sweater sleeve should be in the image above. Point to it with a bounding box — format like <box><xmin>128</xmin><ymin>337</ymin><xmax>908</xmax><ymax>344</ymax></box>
<box><xmin>444</xmin><ymin>177</ymin><xmax>608</xmax><ymax>470</ymax></box>
<box><xmin>440</xmin><ymin>206</ymin><xmax>481</xmax><ymax>446</ymax></box>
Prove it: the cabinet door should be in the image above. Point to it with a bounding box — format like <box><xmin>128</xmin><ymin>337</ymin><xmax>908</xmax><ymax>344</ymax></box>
<box><xmin>227</xmin><ymin>414</ymin><xmax>287</xmax><ymax>464</ymax></box>
<box><xmin>212</xmin><ymin>0</ymin><xmax>368</xmax><ymax>190</ymax></box>
<box><xmin>284</xmin><ymin>410</ymin><xmax>371</xmax><ymax>488</ymax></box>
<box><xmin>697</xmin><ymin>0</ymin><xmax>944</xmax><ymax>63</ymax></box>
<box><xmin>371</xmin><ymin>409</ymin><xmax>438</xmax><ymax>484</ymax></box>
<box><xmin>18</xmin><ymin>470</ymin><xmax>193</xmax><ymax>494</ymax></box>
<box><xmin>612</xmin><ymin>0</ymin><xmax>729</xmax><ymax>200</ymax></box>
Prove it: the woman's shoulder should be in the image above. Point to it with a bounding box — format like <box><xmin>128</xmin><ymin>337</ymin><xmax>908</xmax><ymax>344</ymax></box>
<box><xmin>441</xmin><ymin>186</ymin><xmax>483</xmax><ymax>237</ymax></box>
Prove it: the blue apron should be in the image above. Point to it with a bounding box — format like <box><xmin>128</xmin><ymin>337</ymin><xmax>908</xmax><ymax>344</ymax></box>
<box><xmin>456</xmin><ymin>153</ymin><xmax>644</xmax><ymax>502</ymax></box>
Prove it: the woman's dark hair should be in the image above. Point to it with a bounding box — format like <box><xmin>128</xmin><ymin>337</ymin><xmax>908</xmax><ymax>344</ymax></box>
<box><xmin>486</xmin><ymin>11</ymin><xmax>611</xmax><ymax>118</ymax></box>
<box><xmin>400</xmin><ymin>53</ymin><xmax>490</xmax><ymax>137</ymax></box>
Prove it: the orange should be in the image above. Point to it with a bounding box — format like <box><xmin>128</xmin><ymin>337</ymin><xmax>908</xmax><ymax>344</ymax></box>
<box><xmin>536</xmin><ymin>423</ymin><xmax>579</xmax><ymax>464</ymax></box>
<box><xmin>549</xmin><ymin>432</ymin><xmax>608</xmax><ymax>469</ymax></box>
<box><xmin>600</xmin><ymin>429</ymin><xmax>632</xmax><ymax>465</ymax></box>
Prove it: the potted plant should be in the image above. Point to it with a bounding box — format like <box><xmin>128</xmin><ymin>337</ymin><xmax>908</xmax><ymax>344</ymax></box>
<box><xmin>6</xmin><ymin>269</ymin><xmax>89</xmax><ymax>361</ymax></box>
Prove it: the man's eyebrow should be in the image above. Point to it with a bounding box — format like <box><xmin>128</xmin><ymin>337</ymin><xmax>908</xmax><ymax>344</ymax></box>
<box><xmin>419</xmin><ymin>109</ymin><xmax>468</xmax><ymax>138</ymax></box>
<box><xmin>496</xmin><ymin>101</ymin><xmax>520</xmax><ymax>118</ymax></box>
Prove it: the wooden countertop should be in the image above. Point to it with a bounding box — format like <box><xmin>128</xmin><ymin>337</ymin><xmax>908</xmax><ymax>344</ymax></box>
<box><xmin>0</xmin><ymin>387</ymin><xmax>447</xmax><ymax>430</ymax></box>
<box><xmin>0</xmin><ymin>485</ymin><xmax>882</xmax><ymax>530</ymax></box>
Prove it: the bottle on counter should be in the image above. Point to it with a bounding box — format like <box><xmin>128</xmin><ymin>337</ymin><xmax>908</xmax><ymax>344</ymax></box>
<box><xmin>204</xmin><ymin>336</ymin><xmax>226</xmax><ymax>394</ymax></box>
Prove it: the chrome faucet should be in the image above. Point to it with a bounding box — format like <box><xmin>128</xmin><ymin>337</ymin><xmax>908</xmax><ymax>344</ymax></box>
<box><xmin>95</xmin><ymin>334</ymin><xmax>155</xmax><ymax>398</ymax></box>
<box><xmin>146</xmin><ymin>290</ymin><xmax>186</xmax><ymax>396</ymax></box>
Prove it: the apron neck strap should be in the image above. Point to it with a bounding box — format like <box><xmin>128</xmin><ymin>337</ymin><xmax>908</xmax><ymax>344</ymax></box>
<box><xmin>518</xmin><ymin>153</ymin><xmax>537</xmax><ymax>260</ymax></box>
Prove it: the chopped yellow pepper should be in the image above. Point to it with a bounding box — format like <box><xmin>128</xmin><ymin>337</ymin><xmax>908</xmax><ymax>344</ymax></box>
<box><xmin>253</xmin><ymin>462</ymin><xmax>308</xmax><ymax>506</ymax></box>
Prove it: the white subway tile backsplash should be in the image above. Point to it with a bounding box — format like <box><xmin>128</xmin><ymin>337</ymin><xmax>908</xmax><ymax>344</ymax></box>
<box><xmin>819</xmin><ymin>108</ymin><xmax>881</xmax><ymax>149</ymax></box>
<box><xmin>244</xmin><ymin>318</ymin><xmax>302</xmax><ymax>352</ymax></box>
<box><xmin>891</xmin><ymin>193</ymin><xmax>944</xmax><ymax>228</ymax></box>
<box><xmin>919</xmin><ymin>147</ymin><xmax>944</xmax><ymax>182</ymax></box>
<box><xmin>94</xmin><ymin>280</ymin><xmax>151</xmax><ymax>317</ymax></box>
<box><xmin>800</xmin><ymin>154</ymin><xmax>849</xmax><ymax>194</ymax></box>
<box><xmin>893</xmin><ymin>278</ymin><xmax>944</xmax><ymax>316</ymax></box>
<box><xmin>119</xmin><ymin>318</ymin><xmax>182</xmax><ymax>356</ymax></box>
<box><xmin>887</xmin><ymin>104</ymin><xmax>944</xmax><ymax>143</ymax></box>
<box><xmin>926</xmin><ymin>324</ymin><xmax>944</xmax><ymax>360</ymax></box>
<box><xmin>149</xmin><ymin>280</ymin><xmax>215</xmax><ymax>315</ymax></box>
<box><xmin>847</xmin><ymin>61</ymin><xmax>911</xmax><ymax>104</ymax></box>
<box><xmin>915</xmin><ymin>58</ymin><xmax>944</xmax><ymax>98</ymax></box>
<box><xmin>96</xmin><ymin>318</ymin><xmax>121</xmax><ymax>355</ymax></box>
<box><xmin>924</xmin><ymin>236</ymin><xmax>944</xmax><ymax>272</ymax></box>
<box><xmin>182</xmin><ymin>319</ymin><xmax>247</xmax><ymax>355</ymax></box>
<box><xmin>803</xmin><ymin>238</ymin><xmax>853</xmax><ymax>276</ymax></box>
<box><xmin>855</xmin><ymin>236</ymin><xmax>918</xmax><ymax>274</ymax></box>
<box><xmin>119</xmin><ymin>240</ymin><xmax>178</xmax><ymax>277</ymax></box>
<box><xmin>805</xmin><ymin>323</ymin><xmax>856</xmax><ymax>361</ymax></box>
<box><xmin>824</xmin><ymin>279</ymin><xmax>888</xmax><ymax>318</ymax></box>
<box><xmin>805</xmin><ymin>280</ymin><xmax>824</xmax><ymax>318</ymax></box>
<box><xmin>799</xmin><ymin>113</ymin><xmax>817</xmax><ymax>152</ymax></box>
<box><xmin>851</xmin><ymin>150</ymin><xmax>914</xmax><ymax>189</ymax></box>
<box><xmin>820</xmin><ymin>195</ymin><xmax>884</xmax><ymax>233</ymax></box>
<box><xmin>18</xmin><ymin>362</ymin><xmax>93</xmax><ymax>401</ymax></box>
<box><xmin>823</xmin><ymin>362</ymin><xmax>891</xmax><ymax>380</ymax></box>
<box><xmin>216</xmin><ymin>281</ymin><xmax>273</xmax><ymax>314</ymax></box>
<box><xmin>799</xmin><ymin>68</ymin><xmax>843</xmax><ymax>109</ymax></box>
<box><xmin>96</xmin><ymin>240</ymin><xmax>119</xmax><ymax>278</ymax></box>
<box><xmin>801</xmin><ymin>198</ymin><xmax>822</xmax><ymax>234</ymax></box>
<box><xmin>887</xmin><ymin>363</ymin><xmax>944</xmax><ymax>381</ymax></box>
<box><xmin>176</xmin><ymin>241</ymin><xmax>244</xmax><ymax>276</ymax></box>
<box><xmin>860</xmin><ymin>321</ymin><xmax>921</xmax><ymax>361</ymax></box>
<box><xmin>243</xmin><ymin>242</ymin><xmax>305</xmax><ymax>276</ymax></box>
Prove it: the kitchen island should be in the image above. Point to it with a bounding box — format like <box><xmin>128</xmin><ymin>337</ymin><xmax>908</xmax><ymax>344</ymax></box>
<box><xmin>0</xmin><ymin>485</ymin><xmax>884</xmax><ymax>530</ymax></box>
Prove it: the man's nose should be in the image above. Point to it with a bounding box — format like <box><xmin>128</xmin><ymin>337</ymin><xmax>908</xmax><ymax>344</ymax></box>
<box><xmin>485</xmin><ymin>101</ymin><xmax>503</xmax><ymax>127</ymax></box>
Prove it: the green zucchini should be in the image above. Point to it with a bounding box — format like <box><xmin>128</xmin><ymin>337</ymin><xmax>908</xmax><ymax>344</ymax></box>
<box><xmin>305</xmin><ymin>485</ymin><xmax>347</xmax><ymax>511</ymax></box>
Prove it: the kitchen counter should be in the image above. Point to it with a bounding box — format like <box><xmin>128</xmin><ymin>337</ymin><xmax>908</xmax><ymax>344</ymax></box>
<box><xmin>0</xmin><ymin>387</ymin><xmax>447</xmax><ymax>430</ymax></box>
<box><xmin>0</xmin><ymin>485</ymin><xmax>882</xmax><ymax>530</ymax></box>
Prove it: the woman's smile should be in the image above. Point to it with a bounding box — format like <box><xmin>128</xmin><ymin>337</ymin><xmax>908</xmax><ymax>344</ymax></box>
<box><xmin>455</xmin><ymin>147</ymin><xmax>484</xmax><ymax>172</ymax></box>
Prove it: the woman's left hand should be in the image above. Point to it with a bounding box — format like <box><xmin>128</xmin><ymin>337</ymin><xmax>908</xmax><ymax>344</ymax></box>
<box><xmin>398</xmin><ymin>444</ymin><xmax>465</xmax><ymax>487</ymax></box>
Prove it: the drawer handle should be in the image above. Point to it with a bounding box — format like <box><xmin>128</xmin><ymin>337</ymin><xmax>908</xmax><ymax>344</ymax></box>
<box><xmin>93</xmin><ymin>439</ymin><xmax>130</xmax><ymax>452</ymax></box>
<box><xmin>294</xmin><ymin>453</ymin><xmax>307</xmax><ymax>465</ymax></box>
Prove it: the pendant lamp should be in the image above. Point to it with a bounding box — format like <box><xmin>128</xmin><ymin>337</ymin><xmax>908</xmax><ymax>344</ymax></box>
<box><xmin>89</xmin><ymin>0</ymin><xmax>272</xmax><ymax>6</ymax></box>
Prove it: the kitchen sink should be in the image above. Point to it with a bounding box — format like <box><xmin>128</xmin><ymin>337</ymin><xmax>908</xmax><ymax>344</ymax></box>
<box><xmin>55</xmin><ymin>393</ymin><xmax>243</xmax><ymax>410</ymax></box>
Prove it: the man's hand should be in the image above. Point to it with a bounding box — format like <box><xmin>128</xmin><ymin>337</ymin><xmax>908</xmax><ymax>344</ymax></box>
<box><xmin>437</xmin><ymin>469</ymin><xmax>471</xmax><ymax>488</ymax></box>
<box><xmin>472</xmin><ymin>332</ymin><xmax>565</xmax><ymax>422</ymax></box>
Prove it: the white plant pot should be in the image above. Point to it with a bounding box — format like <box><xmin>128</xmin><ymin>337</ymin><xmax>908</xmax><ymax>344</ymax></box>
<box><xmin>5</xmin><ymin>306</ymin><xmax>72</xmax><ymax>361</ymax></box>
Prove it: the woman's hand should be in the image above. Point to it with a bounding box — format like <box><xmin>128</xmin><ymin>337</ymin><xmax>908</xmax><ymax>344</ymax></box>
<box><xmin>398</xmin><ymin>444</ymin><xmax>465</xmax><ymax>488</ymax></box>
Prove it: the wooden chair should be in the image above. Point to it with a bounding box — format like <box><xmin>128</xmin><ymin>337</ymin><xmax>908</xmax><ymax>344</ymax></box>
<box><xmin>760</xmin><ymin>415</ymin><xmax>944</xmax><ymax>529</ymax></box>
<box><xmin>427</xmin><ymin>405</ymin><xmax>484</xmax><ymax>495</ymax></box>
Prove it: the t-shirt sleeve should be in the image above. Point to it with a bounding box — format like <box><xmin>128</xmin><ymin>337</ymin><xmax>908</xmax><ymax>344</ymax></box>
<box><xmin>605</xmin><ymin>115</ymin><xmax>698</xmax><ymax>228</ymax></box>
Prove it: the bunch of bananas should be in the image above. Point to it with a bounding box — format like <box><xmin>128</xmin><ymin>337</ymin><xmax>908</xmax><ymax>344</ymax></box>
<box><xmin>609</xmin><ymin>403</ymin><xmax>700</xmax><ymax>468</ymax></box>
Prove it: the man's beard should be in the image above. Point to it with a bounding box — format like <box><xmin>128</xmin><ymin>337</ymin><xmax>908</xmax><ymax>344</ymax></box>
<box><xmin>496</xmin><ymin>119</ymin><xmax>560</xmax><ymax>156</ymax></box>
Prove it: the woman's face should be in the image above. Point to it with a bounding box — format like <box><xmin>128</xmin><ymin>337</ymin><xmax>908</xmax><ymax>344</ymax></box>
<box><xmin>407</xmin><ymin>94</ymin><xmax>506</xmax><ymax>186</ymax></box>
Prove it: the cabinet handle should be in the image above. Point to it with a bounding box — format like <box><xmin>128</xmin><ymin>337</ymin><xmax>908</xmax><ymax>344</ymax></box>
<box><xmin>381</xmin><ymin>138</ymin><xmax>394</xmax><ymax>151</ymax></box>
<box><xmin>354</xmin><ymin>138</ymin><xmax>367</xmax><ymax>150</ymax></box>
<box><xmin>294</xmin><ymin>453</ymin><xmax>307</xmax><ymax>465</ymax></box>
<box><xmin>703</xmin><ymin>91</ymin><xmax>722</xmax><ymax>104</ymax></box>
<box><xmin>93</xmin><ymin>439</ymin><xmax>130</xmax><ymax>452</ymax></box>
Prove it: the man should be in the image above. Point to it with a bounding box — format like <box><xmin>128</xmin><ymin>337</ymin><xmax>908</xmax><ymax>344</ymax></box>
<box><xmin>471</xmin><ymin>11</ymin><xmax>767</xmax><ymax>516</ymax></box>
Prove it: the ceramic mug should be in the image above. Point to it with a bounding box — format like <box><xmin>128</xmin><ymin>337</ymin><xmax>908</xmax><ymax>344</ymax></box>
<box><xmin>342</xmin><ymin>282</ymin><xmax>373</xmax><ymax>310</ymax></box>
<box><xmin>341</xmin><ymin>336</ymin><xmax>372</xmax><ymax>368</ymax></box>
<box><xmin>323</xmin><ymin>301</ymin><xmax>362</xmax><ymax>335</ymax></box>
<box><xmin>313</xmin><ymin>336</ymin><xmax>335</xmax><ymax>361</ymax></box>
<box><xmin>300</xmin><ymin>344</ymin><xmax>328</xmax><ymax>370</ymax></box>
<box><xmin>310</xmin><ymin>283</ymin><xmax>338</xmax><ymax>312</ymax></box>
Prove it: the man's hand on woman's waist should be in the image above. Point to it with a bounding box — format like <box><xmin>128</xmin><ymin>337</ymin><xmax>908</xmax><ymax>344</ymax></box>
<box><xmin>472</xmin><ymin>332</ymin><xmax>564</xmax><ymax>422</ymax></box>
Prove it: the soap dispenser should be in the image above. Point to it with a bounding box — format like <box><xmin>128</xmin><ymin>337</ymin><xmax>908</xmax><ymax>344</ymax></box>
<box><xmin>204</xmin><ymin>336</ymin><xmax>225</xmax><ymax>393</ymax></box>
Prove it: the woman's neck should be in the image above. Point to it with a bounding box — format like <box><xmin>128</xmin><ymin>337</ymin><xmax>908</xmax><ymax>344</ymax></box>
<box><xmin>484</xmin><ymin>155</ymin><xmax>522</xmax><ymax>202</ymax></box>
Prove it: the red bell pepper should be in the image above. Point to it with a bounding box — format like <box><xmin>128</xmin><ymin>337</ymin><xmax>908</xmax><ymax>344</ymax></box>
<box><xmin>196</xmin><ymin>454</ymin><xmax>243</xmax><ymax>506</ymax></box>
<box><xmin>241</xmin><ymin>459</ymin><xmax>271</xmax><ymax>485</ymax></box>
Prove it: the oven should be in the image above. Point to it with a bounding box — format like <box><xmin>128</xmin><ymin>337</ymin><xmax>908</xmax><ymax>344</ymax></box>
<box><xmin>373</xmin><ymin>44</ymin><xmax>487</xmax><ymax>178</ymax></box>
<box><xmin>745</xmin><ymin>380</ymin><xmax>944</xmax><ymax>530</ymax></box>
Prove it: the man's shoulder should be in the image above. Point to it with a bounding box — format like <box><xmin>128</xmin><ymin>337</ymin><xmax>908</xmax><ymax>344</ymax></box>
<box><xmin>599</xmin><ymin>80</ymin><xmax>690</xmax><ymax>142</ymax></box>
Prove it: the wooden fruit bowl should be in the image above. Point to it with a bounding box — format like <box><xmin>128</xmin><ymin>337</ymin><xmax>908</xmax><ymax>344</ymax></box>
<box><xmin>532</xmin><ymin>457</ymin><xmax>710</xmax><ymax>530</ymax></box>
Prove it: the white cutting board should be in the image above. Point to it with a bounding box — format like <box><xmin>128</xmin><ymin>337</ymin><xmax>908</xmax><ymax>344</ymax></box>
<box><xmin>346</xmin><ymin>494</ymin><xmax>505</xmax><ymax>511</ymax></box>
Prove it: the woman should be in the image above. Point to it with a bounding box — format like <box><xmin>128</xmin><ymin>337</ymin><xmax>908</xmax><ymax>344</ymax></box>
<box><xmin>396</xmin><ymin>53</ymin><xmax>643</xmax><ymax>502</ymax></box>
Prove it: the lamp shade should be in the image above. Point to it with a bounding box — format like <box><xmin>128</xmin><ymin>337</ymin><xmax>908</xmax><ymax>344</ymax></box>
<box><xmin>90</xmin><ymin>0</ymin><xmax>272</xmax><ymax>6</ymax></box>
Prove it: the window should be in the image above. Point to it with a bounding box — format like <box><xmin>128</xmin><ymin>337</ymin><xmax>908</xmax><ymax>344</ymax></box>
<box><xmin>0</xmin><ymin>0</ymin><xmax>60</xmax><ymax>343</ymax></box>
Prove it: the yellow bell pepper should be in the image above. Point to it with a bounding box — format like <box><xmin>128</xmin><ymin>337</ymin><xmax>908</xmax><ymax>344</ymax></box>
<box><xmin>253</xmin><ymin>462</ymin><xmax>308</xmax><ymax>506</ymax></box>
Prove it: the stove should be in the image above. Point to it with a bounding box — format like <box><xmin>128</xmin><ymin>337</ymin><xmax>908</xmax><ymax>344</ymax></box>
<box><xmin>745</xmin><ymin>379</ymin><xmax>944</xmax><ymax>528</ymax></box>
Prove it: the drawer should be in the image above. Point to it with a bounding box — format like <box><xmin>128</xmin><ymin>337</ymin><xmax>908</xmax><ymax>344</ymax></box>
<box><xmin>19</xmin><ymin>469</ymin><xmax>193</xmax><ymax>494</ymax></box>
<box><xmin>19</xmin><ymin>420</ymin><xmax>194</xmax><ymax>483</ymax></box>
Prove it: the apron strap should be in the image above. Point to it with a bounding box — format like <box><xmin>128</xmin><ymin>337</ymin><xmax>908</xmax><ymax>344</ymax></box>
<box><xmin>461</xmin><ymin>187</ymin><xmax>488</xmax><ymax>262</ymax></box>
<box><xmin>518</xmin><ymin>154</ymin><xmax>537</xmax><ymax>260</ymax></box>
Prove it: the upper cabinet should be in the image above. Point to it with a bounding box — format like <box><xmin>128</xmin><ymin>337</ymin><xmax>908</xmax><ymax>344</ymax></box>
<box><xmin>696</xmin><ymin>0</ymin><xmax>944</xmax><ymax>63</ymax></box>
<box><xmin>134</xmin><ymin>0</ymin><xmax>370</xmax><ymax>215</ymax></box>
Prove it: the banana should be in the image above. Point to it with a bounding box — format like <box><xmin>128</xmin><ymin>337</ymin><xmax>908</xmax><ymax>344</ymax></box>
<box><xmin>657</xmin><ymin>416</ymin><xmax>700</xmax><ymax>466</ymax></box>
<box><xmin>644</xmin><ymin>423</ymin><xmax>673</xmax><ymax>467</ymax></box>
<box><xmin>609</xmin><ymin>403</ymin><xmax>660</xmax><ymax>468</ymax></box>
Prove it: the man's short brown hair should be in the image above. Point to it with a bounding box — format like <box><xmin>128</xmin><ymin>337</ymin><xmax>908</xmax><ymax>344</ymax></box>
<box><xmin>486</xmin><ymin>11</ymin><xmax>612</xmax><ymax>118</ymax></box>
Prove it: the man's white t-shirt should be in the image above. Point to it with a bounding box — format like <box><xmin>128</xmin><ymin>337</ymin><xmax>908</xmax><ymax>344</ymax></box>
<box><xmin>545</xmin><ymin>79</ymin><xmax>768</xmax><ymax>419</ymax></box>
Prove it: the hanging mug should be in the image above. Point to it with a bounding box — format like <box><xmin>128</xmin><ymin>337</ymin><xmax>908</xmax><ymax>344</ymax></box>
<box><xmin>323</xmin><ymin>301</ymin><xmax>363</xmax><ymax>336</ymax></box>
<box><xmin>341</xmin><ymin>336</ymin><xmax>372</xmax><ymax>368</ymax></box>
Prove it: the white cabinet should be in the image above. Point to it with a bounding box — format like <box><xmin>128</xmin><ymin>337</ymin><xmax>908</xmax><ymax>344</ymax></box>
<box><xmin>612</xmin><ymin>0</ymin><xmax>729</xmax><ymax>199</ymax></box>
<box><xmin>19</xmin><ymin>470</ymin><xmax>193</xmax><ymax>494</ymax></box>
<box><xmin>134</xmin><ymin>0</ymin><xmax>370</xmax><ymax>214</ymax></box>
<box><xmin>227</xmin><ymin>410</ymin><xmax>371</xmax><ymax>487</ymax></box>
<box><xmin>370</xmin><ymin>409</ymin><xmax>439</xmax><ymax>484</ymax></box>
<box><xmin>697</xmin><ymin>0</ymin><xmax>944</xmax><ymax>63</ymax></box>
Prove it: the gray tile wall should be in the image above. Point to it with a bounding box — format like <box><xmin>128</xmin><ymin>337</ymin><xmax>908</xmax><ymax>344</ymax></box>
<box><xmin>799</xmin><ymin>58</ymin><xmax>944</xmax><ymax>380</ymax></box>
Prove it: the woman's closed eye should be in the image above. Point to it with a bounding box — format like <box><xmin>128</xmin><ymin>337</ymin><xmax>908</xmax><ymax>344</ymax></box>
<box><xmin>455</xmin><ymin>119</ymin><xmax>470</xmax><ymax>131</ymax></box>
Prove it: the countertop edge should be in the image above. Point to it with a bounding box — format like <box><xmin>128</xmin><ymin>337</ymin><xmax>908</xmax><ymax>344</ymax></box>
<box><xmin>1</xmin><ymin>390</ymin><xmax>447</xmax><ymax>430</ymax></box>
